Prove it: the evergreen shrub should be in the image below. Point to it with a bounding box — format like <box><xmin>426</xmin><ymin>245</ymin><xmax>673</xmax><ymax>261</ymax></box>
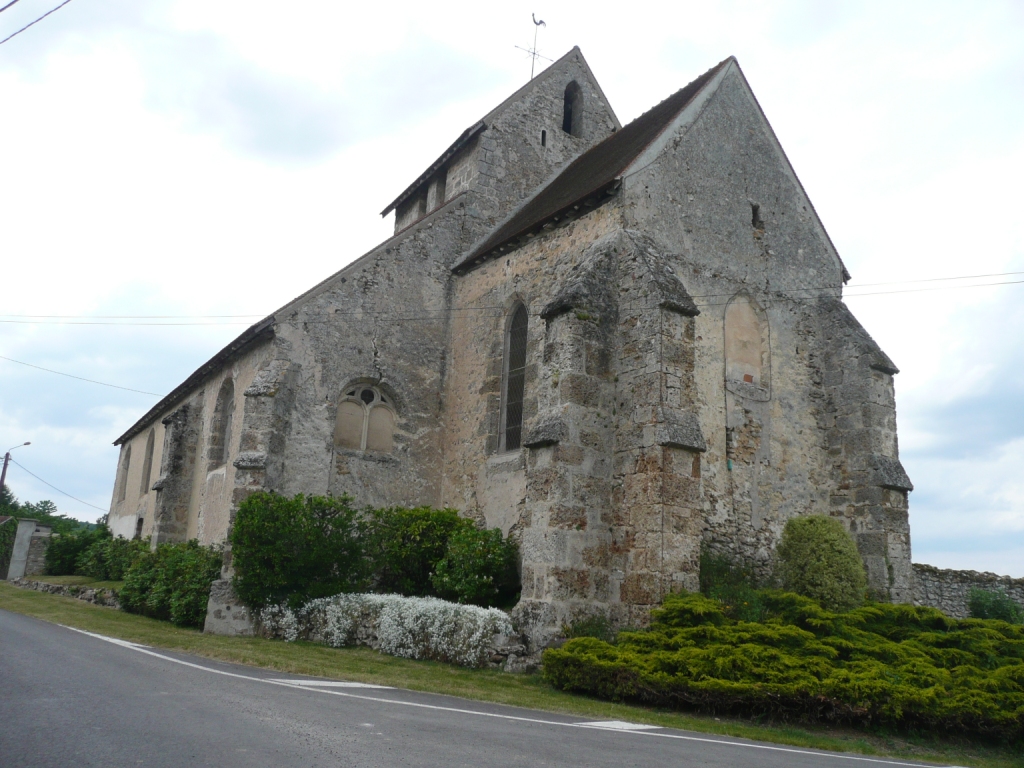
<box><xmin>543</xmin><ymin>590</ymin><xmax>1024</xmax><ymax>742</ymax></box>
<box><xmin>363</xmin><ymin>506</ymin><xmax>468</xmax><ymax>597</ymax></box>
<box><xmin>231</xmin><ymin>492</ymin><xmax>364</xmax><ymax>610</ymax></box>
<box><xmin>776</xmin><ymin>516</ymin><xmax>867</xmax><ymax>612</ymax></box>
<box><xmin>431</xmin><ymin>526</ymin><xmax>519</xmax><ymax>608</ymax></box>
<box><xmin>969</xmin><ymin>588</ymin><xmax>1024</xmax><ymax>624</ymax></box>
<box><xmin>119</xmin><ymin>540</ymin><xmax>222</xmax><ymax>627</ymax></box>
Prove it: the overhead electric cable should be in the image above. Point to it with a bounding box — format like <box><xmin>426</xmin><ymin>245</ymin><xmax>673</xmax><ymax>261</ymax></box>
<box><xmin>0</xmin><ymin>0</ymin><xmax>23</xmax><ymax>14</ymax></box>
<box><xmin>0</xmin><ymin>0</ymin><xmax>75</xmax><ymax>46</ymax></box>
<box><xmin>8</xmin><ymin>458</ymin><xmax>108</xmax><ymax>512</ymax></box>
<box><xmin>0</xmin><ymin>354</ymin><xmax>161</xmax><ymax>395</ymax></box>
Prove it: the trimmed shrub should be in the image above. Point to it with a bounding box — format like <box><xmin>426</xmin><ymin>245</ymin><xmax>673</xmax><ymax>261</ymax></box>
<box><xmin>362</xmin><ymin>506</ymin><xmax>470</xmax><ymax>597</ymax></box>
<box><xmin>776</xmin><ymin>516</ymin><xmax>866</xmax><ymax>612</ymax></box>
<box><xmin>563</xmin><ymin>614</ymin><xmax>616</xmax><ymax>643</ymax></box>
<box><xmin>119</xmin><ymin>540</ymin><xmax>222</xmax><ymax>627</ymax></box>
<box><xmin>257</xmin><ymin>593</ymin><xmax>514</xmax><ymax>668</ymax></box>
<box><xmin>431</xmin><ymin>526</ymin><xmax>519</xmax><ymax>608</ymax></box>
<box><xmin>231</xmin><ymin>492</ymin><xmax>364</xmax><ymax>610</ymax></box>
<box><xmin>543</xmin><ymin>590</ymin><xmax>1024</xmax><ymax>742</ymax></box>
<box><xmin>969</xmin><ymin>588</ymin><xmax>1024</xmax><ymax>624</ymax></box>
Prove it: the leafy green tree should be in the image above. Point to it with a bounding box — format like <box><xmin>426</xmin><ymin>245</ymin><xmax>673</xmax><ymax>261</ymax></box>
<box><xmin>776</xmin><ymin>515</ymin><xmax>867</xmax><ymax>612</ymax></box>
<box><xmin>0</xmin><ymin>485</ymin><xmax>20</xmax><ymax>516</ymax></box>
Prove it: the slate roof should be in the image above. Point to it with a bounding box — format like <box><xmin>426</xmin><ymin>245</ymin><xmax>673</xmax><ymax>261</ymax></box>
<box><xmin>453</xmin><ymin>58</ymin><xmax>732</xmax><ymax>273</ymax></box>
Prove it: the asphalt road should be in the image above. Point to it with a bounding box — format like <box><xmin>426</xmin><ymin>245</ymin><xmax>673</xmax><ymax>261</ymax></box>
<box><xmin>0</xmin><ymin>609</ymin><xmax>947</xmax><ymax>768</ymax></box>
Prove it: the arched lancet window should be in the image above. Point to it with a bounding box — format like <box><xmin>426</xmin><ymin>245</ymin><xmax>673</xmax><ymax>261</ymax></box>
<box><xmin>335</xmin><ymin>385</ymin><xmax>396</xmax><ymax>452</ymax></box>
<box><xmin>500</xmin><ymin>303</ymin><xmax>529</xmax><ymax>452</ymax></box>
<box><xmin>208</xmin><ymin>378</ymin><xmax>235</xmax><ymax>471</ymax></box>
<box><xmin>117</xmin><ymin>445</ymin><xmax>131</xmax><ymax>502</ymax></box>
<box><xmin>139</xmin><ymin>429</ymin><xmax>155</xmax><ymax>495</ymax></box>
<box><xmin>562</xmin><ymin>81</ymin><xmax>583</xmax><ymax>137</ymax></box>
<box><xmin>724</xmin><ymin>295</ymin><xmax>769</xmax><ymax>388</ymax></box>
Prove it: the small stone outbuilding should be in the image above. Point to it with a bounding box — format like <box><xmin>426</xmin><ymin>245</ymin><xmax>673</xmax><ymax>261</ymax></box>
<box><xmin>107</xmin><ymin>50</ymin><xmax>917</xmax><ymax>645</ymax></box>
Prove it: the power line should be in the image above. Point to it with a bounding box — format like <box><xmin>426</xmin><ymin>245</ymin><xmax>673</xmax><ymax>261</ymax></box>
<box><xmin>0</xmin><ymin>0</ymin><xmax>74</xmax><ymax>46</ymax></box>
<box><xmin>0</xmin><ymin>354</ymin><xmax>161</xmax><ymax>396</ymax></box>
<box><xmin>0</xmin><ymin>0</ymin><xmax>23</xmax><ymax>14</ymax></box>
<box><xmin>8</xmin><ymin>457</ymin><xmax>108</xmax><ymax>513</ymax></box>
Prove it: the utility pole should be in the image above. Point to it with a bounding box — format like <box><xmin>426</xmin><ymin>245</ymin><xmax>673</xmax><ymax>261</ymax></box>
<box><xmin>1</xmin><ymin>442</ymin><xmax>31</xmax><ymax>493</ymax></box>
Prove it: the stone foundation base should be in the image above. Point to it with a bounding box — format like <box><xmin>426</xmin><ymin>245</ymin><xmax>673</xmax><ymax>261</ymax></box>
<box><xmin>203</xmin><ymin>579</ymin><xmax>253</xmax><ymax>636</ymax></box>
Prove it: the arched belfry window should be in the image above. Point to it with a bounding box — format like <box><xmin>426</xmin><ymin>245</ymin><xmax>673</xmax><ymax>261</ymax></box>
<box><xmin>335</xmin><ymin>385</ymin><xmax>396</xmax><ymax>452</ymax></box>
<box><xmin>208</xmin><ymin>378</ymin><xmax>235</xmax><ymax>471</ymax></box>
<box><xmin>562</xmin><ymin>81</ymin><xmax>583</xmax><ymax>137</ymax></box>
<box><xmin>501</xmin><ymin>303</ymin><xmax>529</xmax><ymax>452</ymax></box>
<box><xmin>139</xmin><ymin>429</ymin><xmax>155</xmax><ymax>495</ymax></box>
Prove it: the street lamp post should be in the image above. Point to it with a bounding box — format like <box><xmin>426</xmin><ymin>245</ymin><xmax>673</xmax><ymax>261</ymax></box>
<box><xmin>0</xmin><ymin>442</ymin><xmax>31</xmax><ymax>492</ymax></box>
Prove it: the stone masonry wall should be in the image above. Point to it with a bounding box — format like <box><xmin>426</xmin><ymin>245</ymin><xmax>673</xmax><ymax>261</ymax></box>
<box><xmin>913</xmin><ymin>563</ymin><xmax>1024</xmax><ymax>619</ymax></box>
<box><xmin>619</xmin><ymin>62</ymin><xmax>912</xmax><ymax>600</ymax></box>
<box><xmin>24</xmin><ymin>533</ymin><xmax>48</xmax><ymax>577</ymax></box>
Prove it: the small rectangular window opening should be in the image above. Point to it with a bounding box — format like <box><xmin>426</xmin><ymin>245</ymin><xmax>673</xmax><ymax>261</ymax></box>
<box><xmin>751</xmin><ymin>203</ymin><xmax>764</xmax><ymax>230</ymax></box>
<box><xmin>541</xmin><ymin>130</ymin><xmax>546</xmax><ymax>147</ymax></box>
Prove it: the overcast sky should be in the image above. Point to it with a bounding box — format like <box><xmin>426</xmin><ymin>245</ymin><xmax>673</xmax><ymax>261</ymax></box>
<box><xmin>1</xmin><ymin>0</ymin><xmax>1021</xmax><ymax>576</ymax></box>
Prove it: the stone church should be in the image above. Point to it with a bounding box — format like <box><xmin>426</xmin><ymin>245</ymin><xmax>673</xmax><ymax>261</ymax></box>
<box><xmin>106</xmin><ymin>49</ymin><xmax>915</xmax><ymax>643</ymax></box>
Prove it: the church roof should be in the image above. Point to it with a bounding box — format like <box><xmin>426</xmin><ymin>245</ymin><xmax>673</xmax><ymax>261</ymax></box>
<box><xmin>453</xmin><ymin>58</ymin><xmax>732</xmax><ymax>273</ymax></box>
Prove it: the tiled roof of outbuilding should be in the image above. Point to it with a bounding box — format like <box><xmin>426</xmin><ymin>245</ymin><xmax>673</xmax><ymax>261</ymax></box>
<box><xmin>453</xmin><ymin>58</ymin><xmax>732</xmax><ymax>273</ymax></box>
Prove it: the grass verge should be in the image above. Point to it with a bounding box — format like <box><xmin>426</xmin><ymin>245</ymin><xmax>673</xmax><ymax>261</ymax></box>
<box><xmin>1</xmin><ymin>582</ymin><xmax>1020</xmax><ymax>768</ymax></box>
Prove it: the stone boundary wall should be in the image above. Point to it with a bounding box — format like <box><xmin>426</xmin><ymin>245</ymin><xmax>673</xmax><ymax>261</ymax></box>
<box><xmin>25</xmin><ymin>534</ymin><xmax>49</xmax><ymax>577</ymax></box>
<box><xmin>11</xmin><ymin>578</ymin><xmax>120</xmax><ymax>609</ymax></box>
<box><xmin>913</xmin><ymin>563</ymin><xmax>1024</xmax><ymax>619</ymax></box>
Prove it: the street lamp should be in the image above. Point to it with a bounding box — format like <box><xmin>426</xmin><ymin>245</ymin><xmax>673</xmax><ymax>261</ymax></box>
<box><xmin>1</xmin><ymin>442</ymin><xmax>31</xmax><ymax>491</ymax></box>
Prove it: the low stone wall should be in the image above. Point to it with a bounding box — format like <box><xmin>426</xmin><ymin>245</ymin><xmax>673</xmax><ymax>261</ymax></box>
<box><xmin>912</xmin><ymin>563</ymin><xmax>1024</xmax><ymax>619</ymax></box>
<box><xmin>12</xmin><ymin>578</ymin><xmax>120</xmax><ymax>609</ymax></box>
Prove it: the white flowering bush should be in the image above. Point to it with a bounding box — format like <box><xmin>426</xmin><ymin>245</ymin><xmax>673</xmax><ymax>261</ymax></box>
<box><xmin>256</xmin><ymin>593</ymin><xmax>514</xmax><ymax>668</ymax></box>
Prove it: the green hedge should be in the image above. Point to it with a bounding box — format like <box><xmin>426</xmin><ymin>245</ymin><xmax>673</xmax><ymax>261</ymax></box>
<box><xmin>45</xmin><ymin>525</ymin><xmax>111</xmax><ymax>575</ymax></box>
<box><xmin>543</xmin><ymin>591</ymin><xmax>1024</xmax><ymax>742</ymax></box>
<box><xmin>230</xmin><ymin>492</ymin><xmax>520</xmax><ymax>611</ymax></box>
<box><xmin>231</xmin><ymin>493</ymin><xmax>364</xmax><ymax>610</ymax></box>
<box><xmin>119</xmin><ymin>540</ymin><xmax>222</xmax><ymax>628</ymax></box>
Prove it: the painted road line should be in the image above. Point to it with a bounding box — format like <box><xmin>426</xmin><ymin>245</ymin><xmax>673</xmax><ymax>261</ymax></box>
<box><xmin>268</xmin><ymin>679</ymin><xmax>392</xmax><ymax>689</ymax></box>
<box><xmin>579</xmin><ymin>721</ymin><xmax>663</xmax><ymax>731</ymax></box>
<box><xmin>57</xmin><ymin>624</ymin><xmax>948</xmax><ymax>768</ymax></box>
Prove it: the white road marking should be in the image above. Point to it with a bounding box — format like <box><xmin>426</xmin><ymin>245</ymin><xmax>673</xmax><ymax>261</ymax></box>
<box><xmin>579</xmin><ymin>721</ymin><xmax>662</xmax><ymax>731</ymax></box>
<box><xmin>268</xmin><ymin>679</ymin><xmax>392</xmax><ymax>689</ymax></box>
<box><xmin>58</xmin><ymin>624</ymin><xmax>948</xmax><ymax>768</ymax></box>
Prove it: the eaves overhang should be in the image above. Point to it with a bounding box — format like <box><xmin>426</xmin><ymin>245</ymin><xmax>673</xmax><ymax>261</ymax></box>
<box><xmin>380</xmin><ymin>121</ymin><xmax>486</xmax><ymax>217</ymax></box>
<box><xmin>113</xmin><ymin>316</ymin><xmax>276</xmax><ymax>446</ymax></box>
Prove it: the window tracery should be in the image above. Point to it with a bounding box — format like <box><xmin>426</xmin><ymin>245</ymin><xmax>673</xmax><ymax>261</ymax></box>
<box><xmin>335</xmin><ymin>385</ymin><xmax>396</xmax><ymax>452</ymax></box>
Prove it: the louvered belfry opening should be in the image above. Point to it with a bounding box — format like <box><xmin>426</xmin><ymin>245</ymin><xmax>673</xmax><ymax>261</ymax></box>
<box><xmin>503</xmin><ymin>304</ymin><xmax>529</xmax><ymax>451</ymax></box>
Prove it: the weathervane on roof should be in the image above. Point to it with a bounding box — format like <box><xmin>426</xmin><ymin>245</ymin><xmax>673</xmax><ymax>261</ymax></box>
<box><xmin>514</xmin><ymin>13</ymin><xmax>553</xmax><ymax>81</ymax></box>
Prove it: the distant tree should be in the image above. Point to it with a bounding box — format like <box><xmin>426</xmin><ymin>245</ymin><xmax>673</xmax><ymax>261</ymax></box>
<box><xmin>0</xmin><ymin>485</ymin><xmax>20</xmax><ymax>516</ymax></box>
<box><xmin>20</xmin><ymin>499</ymin><xmax>90</xmax><ymax>536</ymax></box>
